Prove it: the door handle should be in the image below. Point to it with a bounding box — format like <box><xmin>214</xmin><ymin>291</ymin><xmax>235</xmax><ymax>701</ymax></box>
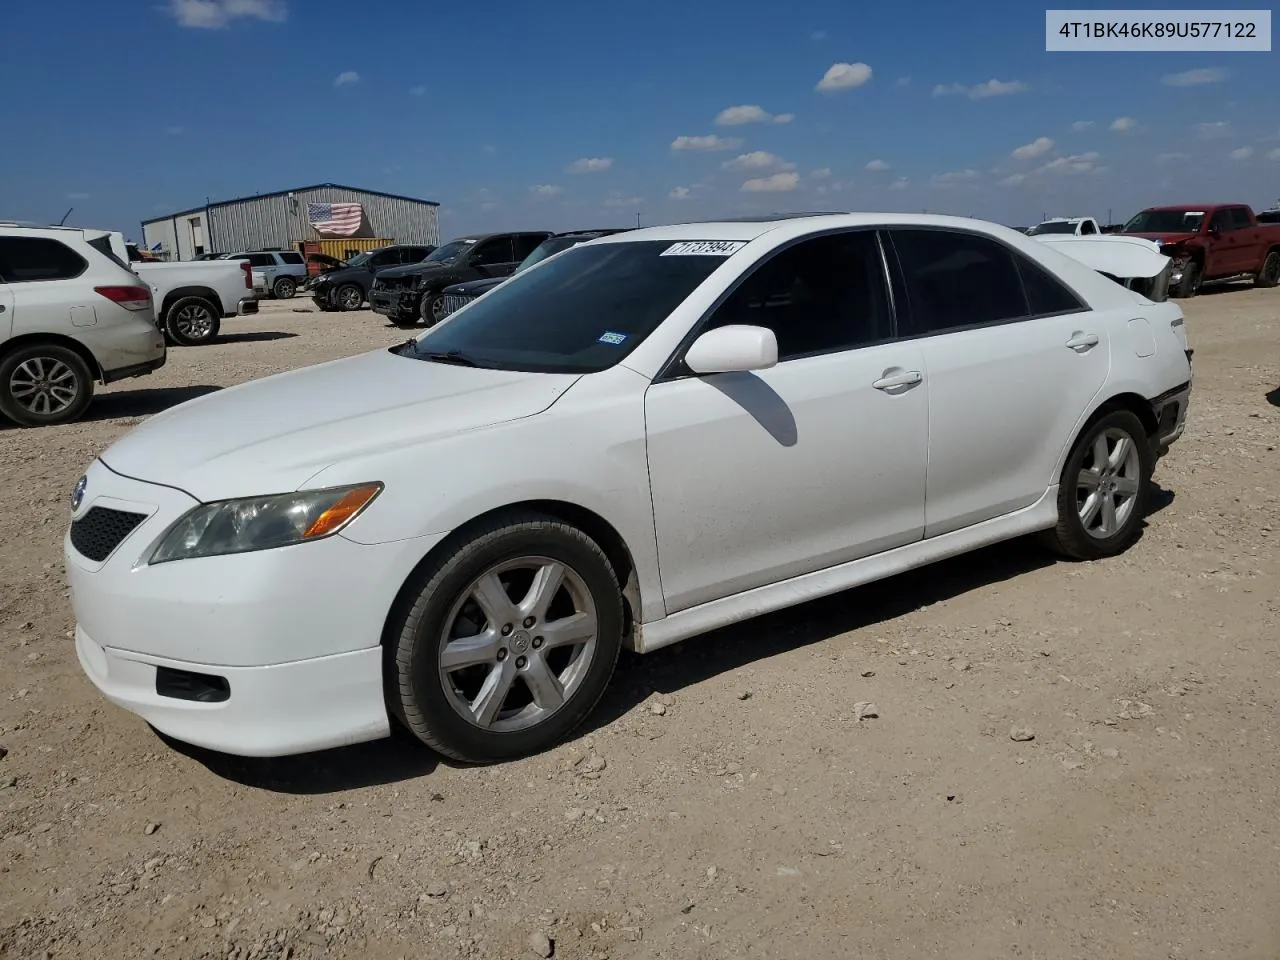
<box><xmin>872</xmin><ymin>369</ymin><xmax>923</xmax><ymax>391</ymax></box>
<box><xmin>1066</xmin><ymin>333</ymin><xmax>1099</xmax><ymax>351</ymax></box>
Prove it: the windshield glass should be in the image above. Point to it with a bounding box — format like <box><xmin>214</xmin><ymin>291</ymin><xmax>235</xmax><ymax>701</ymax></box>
<box><xmin>1123</xmin><ymin>210</ymin><xmax>1205</xmax><ymax>233</ymax></box>
<box><xmin>403</xmin><ymin>240</ymin><xmax>728</xmax><ymax>373</ymax></box>
<box><xmin>423</xmin><ymin>239</ymin><xmax>476</xmax><ymax>264</ymax></box>
<box><xmin>1028</xmin><ymin>221</ymin><xmax>1077</xmax><ymax>235</ymax></box>
<box><xmin>345</xmin><ymin>252</ymin><xmax>371</xmax><ymax>268</ymax></box>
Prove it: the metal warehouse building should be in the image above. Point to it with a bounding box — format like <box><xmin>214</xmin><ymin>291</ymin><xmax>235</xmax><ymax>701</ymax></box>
<box><xmin>141</xmin><ymin>182</ymin><xmax>440</xmax><ymax>261</ymax></box>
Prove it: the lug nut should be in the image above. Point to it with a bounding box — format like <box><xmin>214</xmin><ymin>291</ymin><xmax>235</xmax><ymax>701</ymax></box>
<box><xmin>516</xmin><ymin>655</ymin><xmax>528</xmax><ymax>669</ymax></box>
<box><xmin>523</xmin><ymin>616</ymin><xmax>536</xmax><ymax>628</ymax></box>
<box><xmin>501</xmin><ymin>624</ymin><xmax>513</xmax><ymax>636</ymax></box>
<box><xmin>497</xmin><ymin>648</ymin><xmax>507</xmax><ymax>661</ymax></box>
<box><xmin>532</xmin><ymin>636</ymin><xmax>544</xmax><ymax>649</ymax></box>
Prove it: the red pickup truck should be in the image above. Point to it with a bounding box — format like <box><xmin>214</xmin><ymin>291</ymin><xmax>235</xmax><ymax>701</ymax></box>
<box><xmin>1121</xmin><ymin>203</ymin><xmax>1280</xmax><ymax>297</ymax></box>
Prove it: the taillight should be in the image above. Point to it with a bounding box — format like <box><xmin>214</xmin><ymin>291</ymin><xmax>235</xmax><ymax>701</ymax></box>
<box><xmin>240</xmin><ymin>261</ymin><xmax>252</xmax><ymax>289</ymax></box>
<box><xmin>94</xmin><ymin>285</ymin><xmax>152</xmax><ymax>312</ymax></box>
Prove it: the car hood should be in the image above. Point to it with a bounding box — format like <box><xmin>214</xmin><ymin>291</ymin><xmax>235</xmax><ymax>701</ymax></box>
<box><xmin>376</xmin><ymin>262</ymin><xmax>450</xmax><ymax>280</ymax></box>
<box><xmin>313</xmin><ymin>266</ymin><xmax>371</xmax><ymax>284</ymax></box>
<box><xmin>98</xmin><ymin>349</ymin><xmax>580</xmax><ymax>502</ymax></box>
<box><xmin>445</xmin><ymin>277</ymin><xmax>506</xmax><ymax>296</ymax></box>
<box><xmin>1121</xmin><ymin>231</ymin><xmax>1198</xmax><ymax>245</ymax></box>
<box><xmin>1035</xmin><ymin>234</ymin><xmax>1169</xmax><ymax>279</ymax></box>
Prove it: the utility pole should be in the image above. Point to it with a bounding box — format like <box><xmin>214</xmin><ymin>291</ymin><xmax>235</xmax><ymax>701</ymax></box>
<box><xmin>635</xmin><ymin>212</ymin><xmax>641</xmax><ymax>228</ymax></box>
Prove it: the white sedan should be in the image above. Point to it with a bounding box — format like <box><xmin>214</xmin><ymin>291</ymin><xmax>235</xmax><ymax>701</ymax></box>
<box><xmin>63</xmin><ymin>213</ymin><xmax>1193</xmax><ymax>763</ymax></box>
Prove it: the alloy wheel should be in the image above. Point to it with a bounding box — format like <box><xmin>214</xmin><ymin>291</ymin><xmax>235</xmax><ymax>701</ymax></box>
<box><xmin>1075</xmin><ymin>427</ymin><xmax>1142</xmax><ymax>538</ymax></box>
<box><xmin>8</xmin><ymin>356</ymin><xmax>80</xmax><ymax>416</ymax></box>
<box><xmin>174</xmin><ymin>302</ymin><xmax>215</xmax><ymax>339</ymax></box>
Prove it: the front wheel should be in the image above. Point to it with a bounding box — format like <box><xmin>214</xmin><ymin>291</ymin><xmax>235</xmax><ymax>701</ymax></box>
<box><xmin>272</xmin><ymin>276</ymin><xmax>297</xmax><ymax>299</ymax></box>
<box><xmin>0</xmin><ymin>343</ymin><xmax>94</xmax><ymax>427</ymax></box>
<box><xmin>165</xmin><ymin>296</ymin><xmax>221</xmax><ymax>346</ymax></box>
<box><xmin>1043</xmin><ymin>409</ymin><xmax>1153</xmax><ymax>561</ymax></box>
<box><xmin>335</xmin><ymin>283</ymin><xmax>365</xmax><ymax>310</ymax></box>
<box><xmin>419</xmin><ymin>290</ymin><xmax>446</xmax><ymax>326</ymax></box>
<box><xmin>1172</xmin><ymin>260</ymin><xmax>1200</xmax><ymax>298</ymax></box>
<box><xmin>1255</xmin><ymin>251</ymin><xmax>1280</xmax><ymax>288</ymax></box>
<box><xmin>389</xmin><ymin>513</ymin><xmax>624</xmax><ymax>763</ymax></box>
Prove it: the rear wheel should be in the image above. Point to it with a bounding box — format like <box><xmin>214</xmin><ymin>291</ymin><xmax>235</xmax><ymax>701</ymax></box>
<box><xmin>164</xmin><ymin>296</ymin><xmax>221</xmax><ymax>346</ymax></box>
<box><xmin>1172</xmin><ymin>260</ymin><xmax>1201</xmax><ymax>298</ymax></box>
<box><xmin>1255</xmin><ymin>251</ymin><xmax>1280</xmax><ymax>288</ymax></box>
<box><xmin>1043</xmin><ymin>409</ymin><xmax>1152</xmax><ymax>561</ymax></box>
<box><xmin>389</xmin><ymin>513</ymin><xmax>624</xmax><ymax>763</ymax></box>
<box><xmin>335</xmin><ymin>283</ymin><xmax>365</xmax><ymax>310</ymax></box>
<box><xmin>272</xmin><ymin>276</ymin><xmax>297</xmax><ymax>299</ymax></box>
<box><xmin>0</xmin><ymin>343</ymin><xmax>94</xmax><ymax>427</ymax></box>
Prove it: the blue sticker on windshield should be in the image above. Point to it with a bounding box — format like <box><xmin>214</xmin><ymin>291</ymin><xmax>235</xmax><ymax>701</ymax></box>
<box><xmin>598</xmin><ymin>331</ymin><xmax>628</xmax><ymax>345</ymax></box>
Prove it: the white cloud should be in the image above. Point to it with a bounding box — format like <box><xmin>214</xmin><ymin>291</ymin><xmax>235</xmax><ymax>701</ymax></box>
<box><xmin>888</xmin><ymin>177</ymin><xmax>909</xmax><ymax>191</ymax></box>
<box><xmin>1268</xmin><ymin>147</ymin><xmax>1280</xmax><ymax>161</ymax></box>
<box><xmin>604</xmin><ymin>193</ymin><xmax>643</xmax><ymax>208</ymax></box>
<box><xmin>409</xmin><ymin>85</ymin><xmax>426</xmax><ymax>96</ymax></box>
<box><xmin>931</xmin><ymin>169</ymin><xmax>981</xmax><ymax>185</ymax></box>
<box><xmin>741</xmin><ymin>172</ymin><xmax>800</xmax><ymax>193</ymax></box>
<box><xmin>1229</xmin><ymin>146</ymin><xmax>1254</xmax><ymax>160</ymax></box>
<box><xmin>1071</xmin><ymin>120</ymin><xmax>1095</xmax><ymax>132</ymax></box>
<box><xmin>933</xmin><ymin>79</ymin><xmax>1029</xmax><ymax>99</ymax></box>
<box><xmin>810</xmin><ymin>167</ymin><xmax>832</xmax><ymax>179</ymax></box>
<box><xmin>66</xmin><ymin>192</ymin><xmax>91</xmax><ymax>200</ymax></box>
<box><xmin>1011</xmin><ymin>136</ymin><xmax>1054</xmax><ymax>160</ymax></box>
<box><xmin>1162</xmin><ymin>67</ymin><xmax>1229</xmax><ymax>86</ymax></box>
<box><xmin>530</xmin><ymin>184</ymin><xmax>564</xmax><ymax>198</ymax></box>
<box><xmin>865</xmin><ymin>158</ymin><xmax>890</xmax><ymax>171</ymax></box>
<box><xmin>166</xmin><ymin>0</ymin><xmax>285</xmax><ymax>28</ymax></box>
<box><xmin>1039</xmin><ymin>151</ymin><xmax>1101</xmax><ymax>174</ymax></box>
<box><xmin>816</xmin><ymin>62</ymin><xmax>872</xmax><ymax>92</ymax></box>
<box><xmin>773</xmin><ymin>113</ymin><xmax>794</xmax><ymax>124</ymax></box>
<box><xmin>716</xmin><ymin>105</ymin><xmax>768</xmax><ymax>125</ymax></box>
<box><xmin>566</xmin><ymin>157</ymin><xmax>614</xmax><ymax>174</ymax></box>
<box><xmin>998</xmin><ymin>173</ymin><xmax>1026</xmax><ymax>187</ymax></box>
<box><xmin>671</xmin><ymin>134</ymin><xmax>742</xmax><ymax>152</ymax></box>
<box><xmin>895</xmin><ymin>76</ymin><xmax>911</xmax><ymax>88</ymax></box>
<box><xmin>1194</xmin><ymin>120</ymin><xmax>1231</xmax><ymax>139</ymax></box>
<box><xmin>669</xmin><ymin>186</ymin><xmax>693</xmax><ymax>200</ymax></box>
<box><xmin>333</xmin><ymin>71</ymin><xmax>360</xmax><ymax>87</ymax></box>
<box><xmin>722</xmin><ymin>151</ymin><xmax>795</xmax><ymax>173</ymax></box>
<box><xmin>165</xmin><ymin>125</ymin><xmax>184</xmax><ymax>135</ymax></box>
<box><xmin>1110</xmin><ymin>116</ymin><xmax>1136</xmax><ymax>132</ymax></box>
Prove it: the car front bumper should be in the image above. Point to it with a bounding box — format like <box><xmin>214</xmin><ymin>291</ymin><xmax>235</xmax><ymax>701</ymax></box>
<box><xmin>63</xmin><ymin>458</ymin><xmax>447</xmax><ymax>757</ymax></box>
<box><xmin>369</xmin><ymin>286</ymin><xmax>417</xmax><ymax>318</ymax></box>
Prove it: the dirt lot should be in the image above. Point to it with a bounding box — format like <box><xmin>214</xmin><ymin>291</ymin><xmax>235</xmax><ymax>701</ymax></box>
<box><xmin>2</xmin><ymin>289</ymin><xmax>1278</xmax><ymax>960</ymax></box>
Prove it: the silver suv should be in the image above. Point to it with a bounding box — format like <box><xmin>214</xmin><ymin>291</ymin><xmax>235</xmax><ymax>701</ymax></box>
<box><xmin>220</xmin><ymin>250</ymin><xmax>308</xmax><ymax>299</ymax></box>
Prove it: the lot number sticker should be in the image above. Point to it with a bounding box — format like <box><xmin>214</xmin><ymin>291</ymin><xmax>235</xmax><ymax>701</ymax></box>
<box><xmin>598</xmin><ymin>331</ymin><xmax>628</xmax><ymax>345</ymax></box>
<box><xmin>660</xmin><ymin>240</ymin><xmax>746</xmax><ymax>257</ymax></box>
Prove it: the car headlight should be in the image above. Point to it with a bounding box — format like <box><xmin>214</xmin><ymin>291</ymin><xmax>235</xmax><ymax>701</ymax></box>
<box><xmin>148</xmin><ymin>482</ymin><xmax>382</xmax><ymax>564</ymax></box>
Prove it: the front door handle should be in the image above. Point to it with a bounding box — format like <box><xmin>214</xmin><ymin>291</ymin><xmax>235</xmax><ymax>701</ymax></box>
<box><xmin>1066</xmin><ymin>332</ymin><xmax>1099</xmax><ymax>351</ymax></box>
<box><xmin>872</xmin><ymin>369</ymin><xmax>923</xmax><ymax>391</ymax></box>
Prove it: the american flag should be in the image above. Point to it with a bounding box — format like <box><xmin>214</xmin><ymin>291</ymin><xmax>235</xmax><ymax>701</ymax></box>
<box><xmin>307</xmin><ymin>201</ymin><xmax>364</xmax><ymax>236</ymax></box>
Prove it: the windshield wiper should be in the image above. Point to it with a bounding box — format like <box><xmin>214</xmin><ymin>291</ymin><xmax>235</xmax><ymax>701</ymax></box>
<box><xmin>418</xmin><ymin>349</ymin><xmax>481</xmax><ymax>367</ymax></box>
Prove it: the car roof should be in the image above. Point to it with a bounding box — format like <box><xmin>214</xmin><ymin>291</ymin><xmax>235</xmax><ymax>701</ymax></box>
<box><xmin>1141</xmin><ymin>204</ymin><xmax>1222</xmax><ymax>211</ymax></box>
<box><xmin>590</xmin><ymin>212</ymin><xmax>1017</xmax><ymax>244</ymax></box>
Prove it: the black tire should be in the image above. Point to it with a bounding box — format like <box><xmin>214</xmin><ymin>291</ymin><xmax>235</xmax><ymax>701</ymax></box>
<box><xmin>0</xmin><ymin>342</ymin><xmax>94</xmax><ymax>427</ymax></box>
<box><xmin>389</xmin><ymin>512</ymin><xmax>624</xmax><ymax>763</ymax></box>
<box><xmin>1172</xmin><ymin>260</ymin><xmax>1201</xmax><ymax>298</ymax></box>
<box><xmin>335</xmin><ymin>283</ymin><xmax>365</xmax><ymax>311</ymax></box>
<box><xmin>1043</xmin><ymin>408</ymin><xmax>1153</xmax><ymax>561</ymax></box>
<box><xmin>419</xmin><ymin>290</ymin><xmax>446</xmax><ymax>326</ymax></box>
<box><xmin>164</xmin><ymin>296</ymin><xmax>221</xmax><ymax>346</ymax></box>
<box><xmin>1255</xmin><ymin>251</ymin><xmax>1280</xmax><ymax>288</ymax></box>
<box><xmin>272</xmin><ymin>276</ymin><xmax>297</xmax><ymax>299</ymax></box>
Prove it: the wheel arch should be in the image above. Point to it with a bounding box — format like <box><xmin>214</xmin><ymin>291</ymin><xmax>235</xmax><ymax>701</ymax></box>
<box><xmin>1052</xmin><ymin>389</ymin><xmax>1159</xmax><ymax>486</ymax></box>
<box><xmin>379</xmin><ymin>499</ymin><xmax>643</xmax><ymax>654</ymax></box>
<box><xmin>0</xmin><ymin>333</ymin><xmax>104</xmax><ymax>381</ymax></box>
<box><xmin>162</xmin><ymin>287</ymin><xmax>224</xmax><ymax>318</ymax></box>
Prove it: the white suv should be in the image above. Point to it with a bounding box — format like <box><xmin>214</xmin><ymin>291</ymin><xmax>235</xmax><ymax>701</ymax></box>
<box><xmin>0</xmin><ymin>225</ymin><xmax>166</xmax><ymax>427</ymax></box>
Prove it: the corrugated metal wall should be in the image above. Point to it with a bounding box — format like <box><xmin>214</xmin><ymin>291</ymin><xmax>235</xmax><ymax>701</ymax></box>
<box><xmin>206</xmin><ymin>186</ymin><xmax>439</xmax><ymax>254</ymax></box>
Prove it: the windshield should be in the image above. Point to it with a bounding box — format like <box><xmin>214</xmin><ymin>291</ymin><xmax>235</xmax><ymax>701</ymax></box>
<box><xmin>1028</xmin><ymin>221</ymin><xmax>1077</xmax><ymax>235</ymax></box>
<box><xmin>1123</xmin><ymin>210</ymin><xmax>1205</xmax><ymax>233</ymax></box>
<box><xmin>423</xmin><ymin>239</ymin><xmax>476</xmax><ymax>264</ymax></box>
<box><xmin>345</xmin><ymin>252</ymin><xmax>371</xmax><ymax>268</ymax></box>
<box><xmin>403</xmin><ymin>240</ymin><xmax>729</xmax><ymax>373</ymax></box>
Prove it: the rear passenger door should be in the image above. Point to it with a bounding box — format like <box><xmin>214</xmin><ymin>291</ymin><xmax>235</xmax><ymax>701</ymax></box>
<box><xmin>884</xmin><ymin>227</ymin><xmax>1109</xmax><ymax>537</ymax></box>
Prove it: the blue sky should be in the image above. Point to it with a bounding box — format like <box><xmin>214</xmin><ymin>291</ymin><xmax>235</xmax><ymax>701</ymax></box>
<box><xmin>1</xmin><ymin>0</ymin><xmax>1276</xmax><ymax>241</ymax></box>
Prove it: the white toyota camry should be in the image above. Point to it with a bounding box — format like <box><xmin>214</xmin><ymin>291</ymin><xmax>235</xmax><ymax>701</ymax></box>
<box><xmin>64</xmin><ymin>213</ymin><xmax>1193</xmax><ymax>763</ymax></box>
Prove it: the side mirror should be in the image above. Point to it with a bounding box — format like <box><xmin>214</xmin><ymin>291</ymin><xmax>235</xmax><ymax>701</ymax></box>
<box><xmin>685</xmin><ymin>324</ymin><xmax>778</xmax><ymax>375</ymax></box>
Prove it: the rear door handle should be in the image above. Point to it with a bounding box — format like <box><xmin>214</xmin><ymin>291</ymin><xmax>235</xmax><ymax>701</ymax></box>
<box><xmin>1066</xmin><ymin>333</ymin><xmax>1099</xmax><ymax>351</ymax></box>
<box><xmin>872</xmin><ymin>369</ymin><xmax>923</xmax><ymax>391</ymax></box>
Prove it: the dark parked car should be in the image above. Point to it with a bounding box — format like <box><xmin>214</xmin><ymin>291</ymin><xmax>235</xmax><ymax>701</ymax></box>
<box><xmin>438</xmin><ymin>229</ymin><xmax>632</xmax><ymax>319</ymax></box>
<box><xmin>368</xmin><ymin>231</ymin><xmax>552</xmax><ymax>327</ymax></box>
<box><xmin>308</xmin><ymin>243</ymin><xmax>436</xmax><ymax>311</ymax></box>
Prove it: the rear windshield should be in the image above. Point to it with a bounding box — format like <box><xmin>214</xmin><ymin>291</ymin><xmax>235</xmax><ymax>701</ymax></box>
<box><xmin>1028</xmin><ymin>221</ymin><xmax>1077</xmax><ymax>235</ymax></box>
<box><xmin>402</xmin><ymin>240</ymin><xmax>729</xmax><ymax>373</ymax></box>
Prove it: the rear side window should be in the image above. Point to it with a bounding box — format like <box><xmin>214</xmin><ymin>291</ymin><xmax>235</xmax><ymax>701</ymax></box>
<box><xmin>87</xmin><ymin>236</ymin><xmax>132</xmax><ymax>271</ymax></box>
<box><xmin>280</xmin><ymin>252</ymin><xmax>305</xmax><ymax>264</ymax></box>
<box><xmin>889</xmin><ymin>229</ymin><xmax>1028</xmax><ymax>336</ymax></box>
<box><xmin>1015</xmin><ymin>255</ymin><xmax>1086</xmax><ymax>316</ymax></box>
<box><xmin>0</xmin><ymin>237</ymin><xmax>89</xmax><ymax>282</ymax></box>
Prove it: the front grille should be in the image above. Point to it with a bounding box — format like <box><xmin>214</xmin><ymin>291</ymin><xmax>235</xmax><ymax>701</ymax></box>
<box><xmin>375</xmin><ymin>275</ymin><xmax>418</xmax><ymax>292</ymax></box>
<box><xmin>439</xmin><ymin>293</ymin><xmax>473</xmax><ymax>318</ymax></box>
<box><xmin>70</xmin><ymin>507</ymin><xmax>148</xmax><ymax>562</ymax></box>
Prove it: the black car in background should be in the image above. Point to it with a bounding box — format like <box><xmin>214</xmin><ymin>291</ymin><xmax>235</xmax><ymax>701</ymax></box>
<box><xmin>437</xmin><ymin>229</ymin><xmax>632</xmax><ymax>319</ymax></box>
<box><xmin>308</xmin><ymin>243</ymin><xmax>436</xmax><ymax>311</ymax></box>
<box><xmin>368</xmin><ymin>231</ymin><xmax>552</xmax><ymax>327</ymax></box>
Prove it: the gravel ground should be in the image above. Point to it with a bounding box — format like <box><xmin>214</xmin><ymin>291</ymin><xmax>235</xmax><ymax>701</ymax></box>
<box><xmin>1</xmin><ymin>289</ymin><xmax>1278</xmax><ymax>960</ymax></box>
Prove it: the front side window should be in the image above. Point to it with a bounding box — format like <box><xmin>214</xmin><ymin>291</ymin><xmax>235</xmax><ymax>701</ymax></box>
<box><xmin>1209</xmin><ymin>209</ymin><xmax>1234</xmax><ymax>233</ymax></box>
<box><xmin>1229</xmin><ymin>207</ymin><xmax>1252</xmax><ymax>229</ymax></box>
<box><xmin>700</xmin><ymin>230</ymin><xmax>892</xmax><ymax>360</ymax></box>
<box><xmin>0</xmin><ymin>237</ymin><xmax>89</xmax><ymax>282</ymax></box>
<box><xmin>470</xmin><ymin>238</ymin><xmax>515</xmax><ymax>267</ymax></box>
<box><xmin>403</xmin><ymin>240</ymin><xmax>726</xmax><ymax>373</ymax></box>
<box><xmin>889</xmin><ymin>228</ymin><xmax>1028</xmax><ymax>336</ymax></box>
